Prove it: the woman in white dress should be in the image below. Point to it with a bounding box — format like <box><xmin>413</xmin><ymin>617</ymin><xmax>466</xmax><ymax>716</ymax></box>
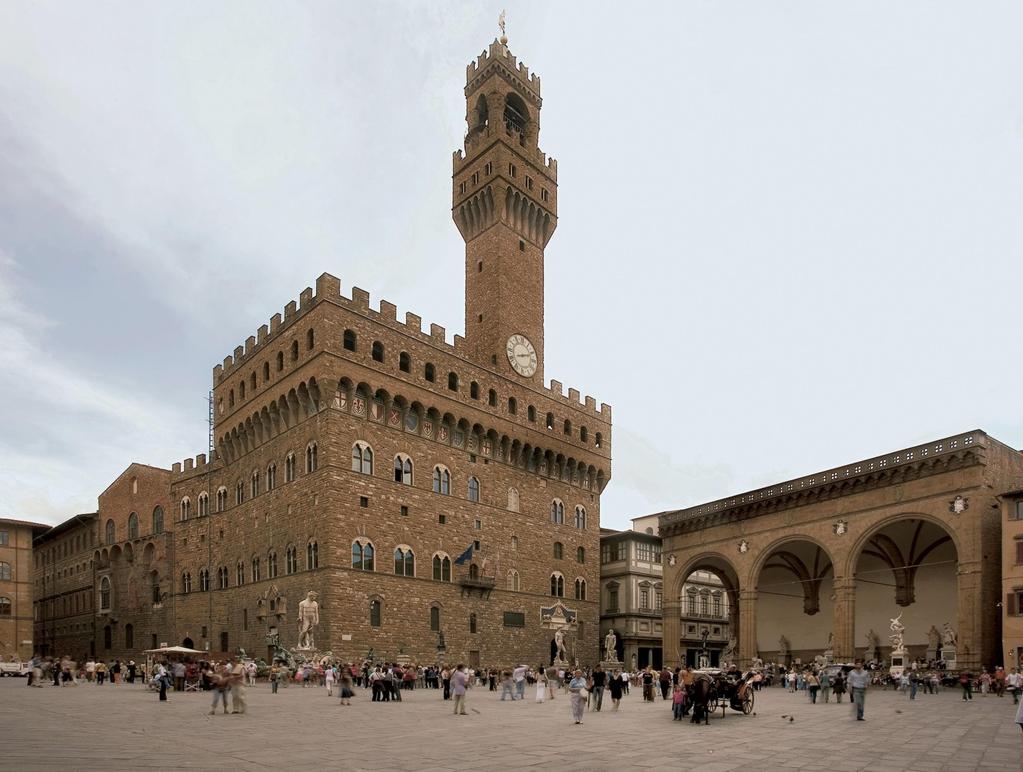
<box><xmin>536</xmin><ymin>666</ymin><xmax>548</xmax><ymax>703</ymax></box>
<box><xmin>324</xmin><ymin>664</ymin><xmax>335</xmax><ymax>696</ymax></box>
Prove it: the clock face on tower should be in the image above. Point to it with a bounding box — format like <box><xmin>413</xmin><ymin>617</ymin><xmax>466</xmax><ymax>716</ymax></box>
<box><xmin>506</xmin><ymin>334</ymin><xmax>537</xmax><ymax>377</ymax></box>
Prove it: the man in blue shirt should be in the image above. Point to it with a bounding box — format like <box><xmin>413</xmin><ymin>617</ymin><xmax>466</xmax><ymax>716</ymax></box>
<box><xmin>847</xmin><ymin>660</ymin><xmax>870</xmax><ymax>721</ymax></box>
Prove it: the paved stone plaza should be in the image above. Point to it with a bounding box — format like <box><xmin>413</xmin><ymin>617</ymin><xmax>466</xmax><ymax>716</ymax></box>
<box><xmin>0</xmin><ymin>678</ymin><xmax>1019</xmax><ymax>771</ymax></box>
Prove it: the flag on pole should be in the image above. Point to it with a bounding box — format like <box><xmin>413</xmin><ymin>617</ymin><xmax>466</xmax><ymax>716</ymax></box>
<box><xmin>454</xmin><ymin>544</ymin><xmax>474</xmax><ymax>565</ymax></box>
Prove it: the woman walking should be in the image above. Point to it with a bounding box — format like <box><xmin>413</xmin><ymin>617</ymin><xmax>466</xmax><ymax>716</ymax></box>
<box><xmin>806</xmin><ymin>671</ymin><xmax>820</xmax><ymax>704</ymax></box>
<box><xmin>568</xmin><ymin>669</ymin><xmax>588</xmax><ymax>724</ymax></box>
<box><xmin>608</xmin><ymin>669</ymin><xmax>623</xmax><ymax>710</ymax></box>
<box><xmin>535</xmin><ymin>666</ymin><xmax>548</xmax><ymax>703</ymax></box>
<box><xmin>338</xmin><ymin>665</ymin><xmax>354</xmax><ymax>706</ymax></box>
<box><xmin>324</xmin><ymin>664</ymin><xmax>335</xmax><ymax>696</ymax></box>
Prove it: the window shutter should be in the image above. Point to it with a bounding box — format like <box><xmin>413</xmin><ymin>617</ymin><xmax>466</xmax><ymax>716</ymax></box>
<box><xmin>1017</xmin><ymin>541</ymin><xmax>1023</xmax><ymax>565</ymax></box>
<box><xmin>1008</xmin><ymin>593</ymin><xmax>1018</xmax><ymax>616</ymax></box>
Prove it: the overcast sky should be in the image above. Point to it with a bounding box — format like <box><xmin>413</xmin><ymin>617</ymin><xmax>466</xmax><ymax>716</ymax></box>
<box><xmin>1</xmin><ymin>1</ymin><xmax>1021</xmax><ymax>530</ymax></box>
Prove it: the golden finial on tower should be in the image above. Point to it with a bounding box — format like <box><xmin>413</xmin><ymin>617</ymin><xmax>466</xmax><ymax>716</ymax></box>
<box><xmin>499</xmin><ymin>9</ymin><xmax>507</xmax><ymax>45</ymax></box>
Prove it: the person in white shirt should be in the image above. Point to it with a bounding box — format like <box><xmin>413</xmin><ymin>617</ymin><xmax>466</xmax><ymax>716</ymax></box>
<box><xmin>1007</xmin><ymin>668</ymin><xmax>1023</xmax><ymax>704</ymax></box>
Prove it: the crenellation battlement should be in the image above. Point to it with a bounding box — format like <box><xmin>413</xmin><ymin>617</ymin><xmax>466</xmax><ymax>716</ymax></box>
<box><xmin>454</xmin><ymin>127</ymin><xmax>556</xmax><ymax>181</ymax></box>
<box><xmin>299</xmin><ymin>287</ymin><xmax>313</xmax><ymax>310</ymax></box>
<box><xmin>465</xmin><ymin>40</ymin><xmax>542</xmax><ymax>98</ymax></box>
<box><xmin>213</xmin><ymin>273</ymin><xmax>610</xmax><ymax>419</ymax></box>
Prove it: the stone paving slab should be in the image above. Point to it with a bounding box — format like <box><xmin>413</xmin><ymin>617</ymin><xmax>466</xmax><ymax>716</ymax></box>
<box><xmin>0</xmin><ymin>680</ymin><xmax>1019</xmax><ymax>771</ymax></box>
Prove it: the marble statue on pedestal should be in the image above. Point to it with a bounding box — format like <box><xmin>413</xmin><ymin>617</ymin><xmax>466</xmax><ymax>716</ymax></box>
<box><xmin>888</xmin><ymin>613</ymin><xmax>906</xmax><ymax>653</ymax></box>
<box><xmin>865</xmin><ymin>628</ymin><xmax>881</xmax><ymax>661</ymax></box>
<box><xmin>554</xmin><ymin>628</ymin><xmax>568</xmax><ymax>663</ymax></box>
<box><xmin>603</xmin><ymin>628</ymin><xmax>618</xmax><ymax>663</ymax></box>
<box><xmin>297</xmin><ymin>591</ymin><xmax>320</xmax><ymax>650</ymax></box>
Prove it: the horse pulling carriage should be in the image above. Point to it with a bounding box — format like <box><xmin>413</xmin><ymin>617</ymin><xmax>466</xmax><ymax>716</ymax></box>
<box><xmin>689</xmin><ymin>668</ymin><xmax>756</xmax><ymax>724</ymax></box>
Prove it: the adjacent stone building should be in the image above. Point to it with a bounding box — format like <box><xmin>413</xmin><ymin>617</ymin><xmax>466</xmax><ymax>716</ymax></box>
<box><xmin>0</xmin><ymin>517</ymin><xmax>48</xmax><ymax>661</ymax></box>
<box><xmin>1001</xmin><ymin>490</ymin><xmax>1023</xmax><ymax>668</ymax></box>
<box><xmin>659</xmin><ymin>431</ymin><xmax>1023</xmax><ymax>672</ymax></box>
<box><xmin>31</xmin><ymin>512</ymin><xmax>98</xmax><ymax>658</ymax></box>
<box><xmin>34</xmin><ymin>34</ymin><xmax>612</xmax><ymax>669</ymax></box>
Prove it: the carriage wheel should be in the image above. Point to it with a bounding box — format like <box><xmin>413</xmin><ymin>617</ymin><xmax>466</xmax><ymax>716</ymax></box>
<box><xmin>742</xmin><ymin>690</ymin><xmax>755</xmax><ymax>715</ymax></box>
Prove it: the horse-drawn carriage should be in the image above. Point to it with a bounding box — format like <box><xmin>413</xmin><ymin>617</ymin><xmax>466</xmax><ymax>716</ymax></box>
<box><xmin>689</xmin><ymin>668</ymin><xmax>756</xmax><ymax>723</ymax></box>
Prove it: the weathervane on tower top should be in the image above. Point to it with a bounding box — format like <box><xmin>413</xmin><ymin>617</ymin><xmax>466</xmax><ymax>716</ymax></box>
<box><xmin>499</xmin><ymin>9</ymin><xmax>508</xmax><ymax>45</ymax></box>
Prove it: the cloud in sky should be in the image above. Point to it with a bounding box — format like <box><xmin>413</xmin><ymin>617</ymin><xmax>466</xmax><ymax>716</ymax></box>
<box><xmin>1</xmin><ymin>1</ymin><xmax>1021</xmax><ymax>529</ymax></box>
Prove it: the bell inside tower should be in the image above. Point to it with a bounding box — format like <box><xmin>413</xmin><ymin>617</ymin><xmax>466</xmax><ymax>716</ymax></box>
<box><xmin>503</xmin><ymin>93</ymin><xmax>529</xmax><ymax>144</ymax></box>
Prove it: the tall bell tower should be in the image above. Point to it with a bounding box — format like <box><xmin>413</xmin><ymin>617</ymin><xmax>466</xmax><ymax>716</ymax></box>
<box><xmin>453</xmin><ymin>30</ymin><xmax>557</xmax><ymax>384</ymax></box>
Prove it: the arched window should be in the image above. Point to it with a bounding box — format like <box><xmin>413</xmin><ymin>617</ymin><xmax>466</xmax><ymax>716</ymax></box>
<box><xmin>105</xmin><ymin>519</ymin><xmax>115</xmax><ymax>545</ymax></box>
<box><xmin>576</xmin><ymin>546</ymin><xmax>585</xmax><ymax>563</ymax></box>
<box><xmin>251</xmin><ymin>557</ymin><xmax>261</xmax><ymax>582</ymax></box>
<box><xmin>468</xmin><ymin>476</ymin><xmax>480</xmax><ymax>503</ymax></box>
<box><xmin>527</xmin><ymin>405</ymin><xmax>536</xmax><ymax>422</ymax></box>
<box><xmin>508</xmin><ymin>397</ymin><xmax>517</xmax><ymax>415</ymax></box>
<box><xmin>217</xmin><ymin>566</ymin><xmax>228</xmax><ymax>589</ymax></box>
<box><xmin>574</xmin><ymin>578</ymin><xmax>587</xmax><ymax>601</ymax></box>
<box><xmin>307</xmin><ymin>328</ymin><xmax>315</xmax><ymax>350</ymax></box>
<box><xmin>285</xmin><ymin>545</ymin><xmax>297</xmax><ymax>575</ymax></box>
<box><xmin>276</xmin><ymin>351</ymin><xmax>284</xmax><ymax>372</ymax></box>
<box><xmin>448</xmin><ymin>372</ymin><xmax>458</xmax><ymax>391</ymax></box>
<box><xmin>235</xmin><ymin>481</ymin><xmax>244</xmax><ymax>505</ymax></box>
<box><xmin>239</xmin><ymin>380</ymin><xmax>246</xmax><ymax>399</ymax></box>
<box><xmin>369</xmin><ymin>598</ymin><xmax>382</xmax><ymax>627</ymax></box>
<box><xmin>507</xmin><ymin>488</ymin><xmax>519</xmax><ymax>512</ymax></box>
<box><xmin>372</xmin><ymin>341</ymin><xmax>384</xmax><ymax>362</ymax></box>
<box><xmin>424</xmin><ymin>363</ymin><xmax>435</xmax><ymax>382</ymax></box>
<box><xmin>152</xmin><ymin>506</ymin><xmax>164</xmax><ymax>535</ymax></box>
<box><xmin>216</xmin><ymin>487</ymin><xmax>228</xmax><ymax>512</ymax></box>
<box><xmin>291</xmin><ymin>340</ymin><xmax>299</xmax><ymax>361</ymax></box>
<box><xmin>399</xmin><ymin>351</ymin><xmax>411</xmax><ymax>373</ymax></box>
<box><xmin>343</xmin><ymin>329</ymin><xmax>357</xmax><ymax>352</ymax></box>
<box><xmin>488</xmin><ymin>389</ymin><xmax>497</xmax><ymax>406</ymax></box>
<box><xmin>432</xmin><ymin>466</ymin><xmax>450</xmax><ymax>495</ymax></box>
<box><xmin>229</xmin><ymin>389</ymin><xmax>235</xmax><ymax>408</ymax></box>
<box><xmin>393</xmin><ymin>547</ymin><xmax>415</xmax><ymax>577</ymax></box>
<box><xmin>352</xmin><ymin>442</ymin><xmax>373</xmax><ymax>475</ymax></box>
<box><xmin>263</xmin><ymin>361</ymin><xmax>270</xmax><ymax>381</ymax></box>
<box><xmin>550</xmin><ymin>499</ymin><xmax>565</xmax><ymax>525</ymax></box>
<box><xmin>127</xmin><ymin>512</ymin><xmax>139</xmax><ymax>540</ymax></box>
<box><xmin>575</xmin><ymin>506</ymin><xmax>586</xmax><ymax>530</ymax></box>
<box><xmin>151</xmin><ymin>571</ymin><xmax>161</xmax><ymax>603</ymax></box>
<box><xmin>181</xmin><ymin>572</ymin><xmax>192</xmax><ymax>593</ymax></box>
<box><xmin>199</xmin><ymin>568</ymin><xmax>210</xmax><ymax>592</ymax></box>
<box><xmin>580</xmin><ymin>426</ymin><xmax>588</xmax><ymax>443</ymax></box>
<box><xmin>307</xmin><ymin>540</ymin><xmax>318</xmax><ymax>569</ymax></box>
<box><xmin>236</xmin><ymin>561</ymin><xmax>245</xmax><ymax>586</ymax></box>
<box><xmin>352</xmin><ymin>540</ymin><xmax>374</xmax><ymax>571</ymax></box>
<box><xmin>595</xmin><ymin>432</ymin><xmax>603</xmax><ymax>449</ymax></box>
<box><xmin>99</xmin><ymin>575</ymin><xmax>111</xmax><ymax>608</ymax></box>
<box><xmin>250</xmin><ymin>372</ymin><xmax>256</xmax><ymax>391</ymax></box>
<box><xmin>550</xmin><ymin>573</ymin><xmax>564</xmax><ymax>598</ymax></box>
<box><xmin>553</xmin><ymin>542</ymin><xmax>563</xmax><ymax>560</ymax></box>
<box><xmin>546</xmin><ymin>412</ymin><xmax>554</xmax><ymax>430</ymax></box>
<box><xmin>196</xmin><ymin>491</ymin><xmax>207</xmax><ymax>516</ymax></box>
<box><xmin>266</xmin><ymin>463</ymin><xmax>277</xmax><ymax>491</ymax></box>
<box><xmin>306</xmin><ymin>442</ymin><xmax>318</xmax><ymax>473</ymax></box>
<box><xmin>429</xmin><ymin>605</ymin><xmax>441</xmax><ymax>631</ymax></box>
<box><xmin>564</xmin><ymin>419</ymin><xmax>572</xmax><ymax>436</ymax></box>
<box><xmin>285</xmin><ymin>453</ymin><xmax>296</xmax><ymax>482</ymax></box>
<box><xmin>0</xmin><ymin>562</ymin><xmax>10</xmax><ymax>581</ymax></box>
<box><xmin>0</xmin><ymin>596</ymin><xmax>10</xmax><ymax>616</ymax></box>
<box><xmin>470</xmin><ymin>381</ymin><xmax>479</xmax><ymax>399</ymax></box>
<box><xmin>393</xmin><ymin>454</ymin><xmax>412</xmax><ymax>485</ymax></box>
<box><xmin>469</xmin><ymin>613</ymin><xmax>477</xmax><ymax>634</ymax></box>
<box><xmin>267</xmin><ymin>551</ymin><xmax>278</xmax><ymax>579</ymax></box>
<box><xmin>432</xmin><ymin>553</ymin><xmax>451</xmax><ymax>581</ymax></box>
<box><xmin>250</xmin><ymin>472</ymin><xmax>259</xmax><ymax>499</ymax></box>
<box><xmin>506</xmin><ymin>569</ymin><xmax>520</xmax><ymax>592</ymax></box>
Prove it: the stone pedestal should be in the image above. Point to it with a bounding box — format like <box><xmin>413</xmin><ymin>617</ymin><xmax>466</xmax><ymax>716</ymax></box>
<box><xmin>925</xmin><ymin>647</ymin><xmax>937</xmax><ymax>664</ymax></box>
<box><xmin>889</xmin><ymin>651</ymin><xmax>906</xmax><ymax>679</ymax></box>
<box><xmin>600</xmin><ymin>659</ymin><xmax>623</xmax><ymax>672</ymax></box>
<box><xmin>940</xmin><ymin>646</ymin><xmax>957</xmax><ymax>669</ymax></box>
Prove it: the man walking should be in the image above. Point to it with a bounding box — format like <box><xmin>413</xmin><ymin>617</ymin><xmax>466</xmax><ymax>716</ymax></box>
<box><xmin>451</xmin><ymin>663</ymin><xmax>468</xmax><ymax>715</ymax></box>
<box><xmin>513</xmin><ymin>664</ymin><xmax>527</xmax><ymax>701</ymax></box>
<box><xmin>1007</xmin><ymin>668</ymin><xmax>1022</xmax><ymax>704</ymax></box>
<box><xmin>591</xmin><ymin>665</ymin><xmax>606</xmax><ymax>711</ymax></box>
<box><xmin>848</xmin><ymin>660</ymin><xmax>870</xmax><ymax>721</ymax></box>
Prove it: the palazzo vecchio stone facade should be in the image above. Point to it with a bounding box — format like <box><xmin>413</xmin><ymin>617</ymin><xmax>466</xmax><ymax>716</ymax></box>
<box><xmin>34</xmin><ymin>36</ymin><xmax>611</xmax><ymax>668</ymax></box>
